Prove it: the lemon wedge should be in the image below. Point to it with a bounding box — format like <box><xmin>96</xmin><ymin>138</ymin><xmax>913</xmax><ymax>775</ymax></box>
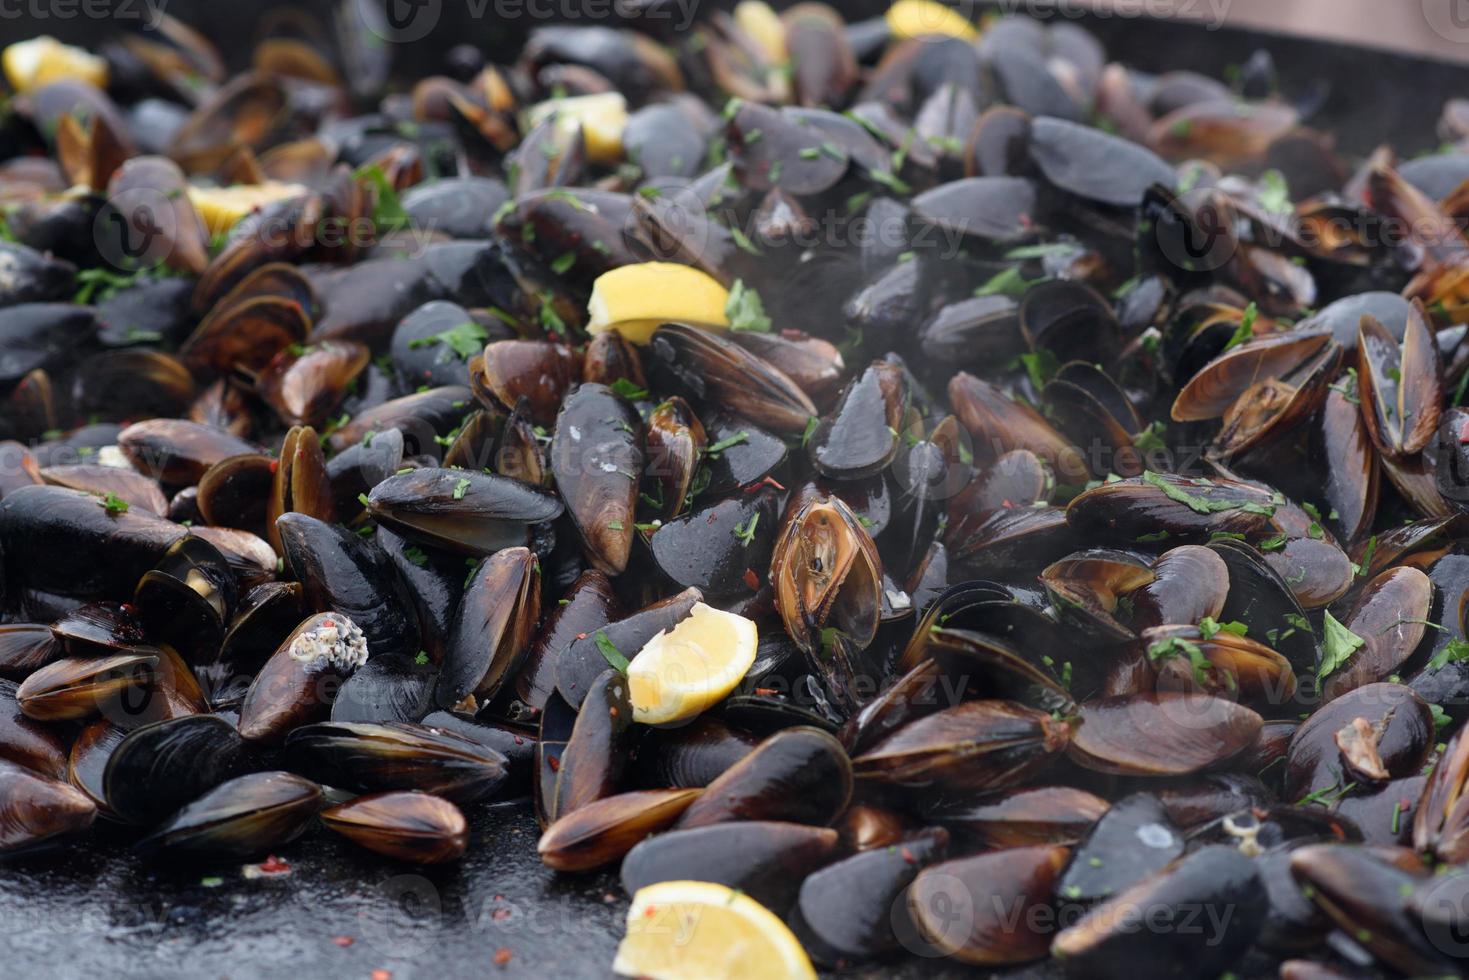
<box><xmin>586</xmin><ymin>262</ymin><xmax>730</xmax><ymax>345</ymax></box>
<box><xmin>523</xmin><ymin>91</ymin><xmax>628</xmax><ymax>166</ymax></box>
<box><xmin>613</xmin><ymin>881</ymin><xmax>816</xmax><ymax>980</ymax></box>
<box><xmin>627</xmin><ymin>602</ymin><xmax>756</xmax><ymax>725</ymax></box>
<box><xmin>3</xmin><ymin>36</ymin><xmax>108</xmax><ymax>94</ymax></box>
<box><xmin>734</xmin><ymin>1</ymin><xmax>788</xmax><ymax>64</ymax></box>
<box><xmin>187</xmin><ymin>182</ymin><xmax>309</xmax><ymax>237</ymax></box>
<box><xmin>886</xmin><ymin>0</ymin><xmax>979</xmax><ymax>41</ymax></box>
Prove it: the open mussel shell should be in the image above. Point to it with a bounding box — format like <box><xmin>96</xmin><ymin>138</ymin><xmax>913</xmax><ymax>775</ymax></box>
<box><xmin>320</xmin><ymin>791</ymin><xmax>468</xmax><ymax>865</ymax></box>
<box><xmin>792</xmin><ymin>826</ymin><xmax>948</xmax><ymax>965</ymax></box>
<box><xmin>266</xmin><ymin>426</ymin><xmax>337</xmax><ymax>555</ymax></box>
<box><xmin>537</xmin><ymin>788</ymin><xmax>702</xmax><ymax>872</ymax></box>
<box><xmin>908</xmin><ymin>845</ymin><xmax>1071</xmax><ymax>965</ymax></box>
<box><xmin>136</xmin><ymin>771</ymin><xmax>322</xmax><ymax>861</ymax></box>
<box><xmin>1358</xmin><ymin>305</ymin><xmax>1441</xmax><ymax>460</ymax></box>
<box><xmin>1052</xmin><ymin>846</ymin><xmax>1265</xmax><ymax>979</ymax></box>
<box><xmin>620</xmin><ymin>820</ymin><xmax>840</xmax><ymax>913</ymax></box>
<box><xmin>1285</xmin><ymin>683</ymin><xmax>1434</xmax><ymax>803</ymax></box>
<box><xmin>1172</xmin><ymin>329</ymin><xmax>1335</xmax><ymax>423</ymax></box>
<box><xmin>103</xmin><ymin>714</ymin><xmax>253</xmax><ymax>826</ymax></box>
<box><xmin>1041</xmin><ymin>549</ymin><xmax>1156</xmax><ymax>641</ymax></box>
<box><xmin>853</xmin><ymin>700</ymin><xmax>1070</xmax><ymax>801</ymax></box>
<box><xmin>15</xmin><ymin>650</ymin><xmax>158</xmax><ymax>723</ymax></box>
<box><xmin>771</xmin><ymin>492</ymin><xmax>883</xmax><ymax>656</ymax></box>
<box><xmin>1415</xmin><ymin>725</ymin><xmax>1469</xmax><ymax>863</ymax></box>
<box><xmin>435</xmin><ymin>547</ymin><xmax>539</xmax><ymax>711</ymax></box>
<box><xmin>1289</xmin><ymin>844</ymin><xmax>1451</xmax><ymax>976</ymax></box>
<box><xmin>285</xmin><ymin>721</ymin><xmax>509</xmax><ymax>804</ymax></box>
<box><xmin>135</xmin><ymin>536</ymin><xmax>238</xmax><ymax>666</ymax></box>
<box><xmin>642</xmin><ymin>397</ymin><xmax>705</xmax><ymax>521</ymax></box>
<box><xmin>673</xmin><ymin>727</ymin><xmax>851</xmax><ymax>830</ymax></box>
<box><xmin>1067</xmin><ymin>693</ymin><xmax>1263</xmax><ymax>776</ymax></box>
<box><xmin>1208</xmin><ymin>537</ymin><xmax>1318</xmax><ymax>674</ymax></box>
<box><xmin>0</xmin><ymin>760</ymin><xmax>97</xmax><ymax>857</ymax></box>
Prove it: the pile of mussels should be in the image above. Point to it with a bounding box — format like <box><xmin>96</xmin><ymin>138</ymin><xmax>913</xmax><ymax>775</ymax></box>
<box><xmin>0</xmin><ymin>2</ymin><xmax>1467</xmax><ymax>977</ymax></box>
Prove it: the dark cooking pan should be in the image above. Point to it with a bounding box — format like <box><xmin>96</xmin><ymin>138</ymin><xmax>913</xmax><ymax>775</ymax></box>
<box><xmin>0</xmin><ymin>3</ymin><xmax>1450</xmax><ymax>978</ymax></box>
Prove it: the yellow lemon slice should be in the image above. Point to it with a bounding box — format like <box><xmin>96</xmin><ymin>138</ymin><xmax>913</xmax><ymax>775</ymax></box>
<box><xmin>187</xmin><ymin>182</ymin><xmax>309</xmax><ymax>237</ymax></box>
<box><xmin>523</xmin><ymin>91</ymin><xmax>628</xmax><ymax>166</ymax></box>
<box><xmin>613</xmin><ymin>880</ymin><xmax>817</xmax><ymax>980</ymax></box>
<box><xmin>627</xmin><ymin>602</ymin><xmax>756</xmax><ymax>724</ymax></box>
<box><xmin>586</xmin><ymin>262</ymin><xmax>730</xmax><ymax>345</ymax></box>
<box><xmin>734</xmin><ymin>1</ymin><xmax>788</xmax><ymax>64</ymax></box>
<box><xmin>886</xmin><ymin>0</ymin><xmax>979</xmax><ymax>41</ymax></box>
<box><xmin>3</xmin><ymin>36</ymin><xmax>108</xmax><ymax>94</ymax></box>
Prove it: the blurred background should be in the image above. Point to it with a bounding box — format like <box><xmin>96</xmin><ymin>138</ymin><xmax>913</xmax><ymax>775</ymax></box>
<box><xmin>14</xmin><ymin>0</ymin><xmax>1447</xmax><ymax>156</ymax></box>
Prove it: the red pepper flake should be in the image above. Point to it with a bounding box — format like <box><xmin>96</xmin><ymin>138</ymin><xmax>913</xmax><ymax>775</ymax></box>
<box><xmin>576</xmin><ymin>632</ymin><xmax>588</xmax><ymax>641</ymax></box>
<box><xmin>547</xmin><ymin>757</ymin><xmax>560</xmax><ymax>772</ymax></box>
<box><xmin>371</xmin><ymin>971</ymin><xmax>392</xmax><ymax>980</ymax></box>
<box><xmin>268</xmin><ymin>459</ymin><xmax>279</xmax><ymax>474</ymax></box>
<box><xmin>755</xmin><ymin>687</ymin><xmax>779</xmax><ymax>696</ymax></box>
<box><xmin>742</xmin><ymin>568</ymin><xmax>761</xmax><ymax>590</ymax></box>
<box><xmin>492</xmin><ymin>907</ymin><xmax>511</xmax><ymax>921</ymax></box>
<box><xmin>1400</xmin><ymin>797</ymin><xmax>1414</xmax><ymax>810</ymax></box>
<box><xmin>1017</xmin><ymin>212</ymin><xmax>1033</xmax><ymax>228</ymax></box>
<box><xmin>259</xmin><ymin>855</ymin><xmax>291</xmax><ymax>874</ymax></box>
<box><xmin>744</xmin><ymin>476</ymin><xmax>786</xmax><ymax>493</ymax></box>
<box><xmin>608</xmin><ymin>706</ymin><xmax>619</xmax><ymax>718</ymax></box>
<box><xmin>332</xmin><ymin>936</ymin><xmax>354</xmax><ymax>948</ymax></box>
<box><xmin>900</xmin><ymin>846</ymin><xmax>915</xmax><ymax>865</ymax></box>
<box><xmin>322</xmin><ymin>619</ymin><xmax>334</xmax><ymax>629</ymax></box>
<box><xmin>1459</xmin><ymin>417</ymin><xmax>1469</xmax><ymax>444</ymax></box>
<box><xmin>706</xmin><ymin>512</ymin><xmax>718</xmax><ymax>524</ymax></box>
<box><xmin>1001</xmin><ymin>499</ymin><xmax>1014</xmax><ymax>509</ymax></box>
<box><xmin>644</xmin><ymin>905</ymin><xmax>658</xmax><ymax>918</ymax></box>
<box><xmin>493</xmin><ymin>948</ymin><xmax>512</xmax><ymax>967</ymax></box>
